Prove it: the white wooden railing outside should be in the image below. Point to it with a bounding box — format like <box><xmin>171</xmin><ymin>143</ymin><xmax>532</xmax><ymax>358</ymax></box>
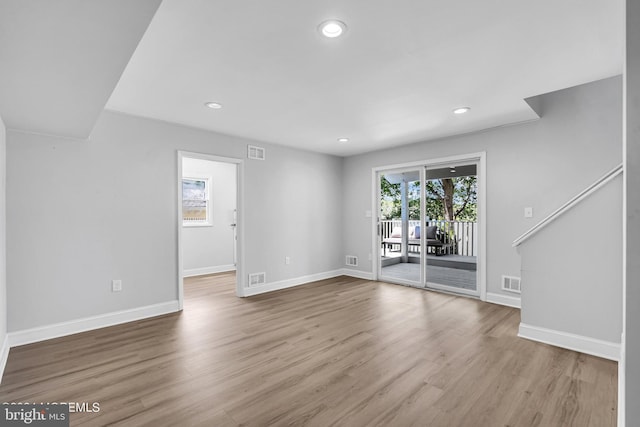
<box><xmin>380</xmin><ymin>219</ymin><xmax>478</xmax><ymax>256</ymax></box>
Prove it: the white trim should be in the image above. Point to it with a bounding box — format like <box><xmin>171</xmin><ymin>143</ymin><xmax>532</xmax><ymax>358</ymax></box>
<box><xmin>0</xmin><ymin>335</ymin><xmax>9</xmax><ymax>383</ymax></box>
<box><xmin>236</xmin><ymin>161</ymin><xmax>246</xmax><ymax>296</ymax></box>
<box><xmin>243</xmin><ymin>270</ymin><xmax>343</xmax><ymax>297</ymax></box>
<box><xmin>8</xmin><ymin>301</ymin><xmax>180</xmax><ymax>348</ymax></box>
<box><xmin>621</xmin><ymin>61</ymin><xmax>628</xmax><ymax>423</ymax></box>
<box><xmin>512</xmin><ymin>163</ymin><xmax>623</xmax><ymax>247</ymax></box>
<box><xmin>420</xmin><ymin>168</ymin><xmax>426</xmax><ymax>285</ymax></box>
<box><xmin>177</xmin><ymin>153</ymin><xmax>184</xmax><ymax>309</ymax></box>
<box><xmin>371</xmin><ymin>169</ymin><xmax>380</xmax><ymax>282</ymax></box>
<box><xmin>371</xmin><ymin>152</ymin><xmax>487</xmax><ymax>174</ymax></box>
<box><xmin>486</xmin><ymin>292</ymin><xmax>521</xmax><ymax>308</ymax></box>
<box><xmin>518</xmin><ymin>323</ymin><xmax>620</xmax><ymax>361</ymax></box>
<box><xmin>621</xmin><ymin>12</ymin><xmax>628</xmax><ymax>423</ymax></box>
<box><xmin>183</xmin><ymin>265</ymin><xmax>236</xmax><ymax>278</ymax></box>
<box><xmin>341</xmin><ymin>269</ymin><xmax>374</xmax><ymax>280</ymax></box>
<box><xmin>477</xmin><ymin>153</ymin><xmax>487</xmax><ymax>302</ymax></box>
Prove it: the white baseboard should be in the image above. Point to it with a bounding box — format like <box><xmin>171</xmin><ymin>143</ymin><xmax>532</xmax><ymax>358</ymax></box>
<box><xmin>243</xmin><ymin>270</ymin><xmax>344</xmax><ymax>297</ymax></box>
<box><xmin>341</xmin><ymin>268</ymin><xmax>374</xmax><ymax>280</ymax></box>
<box><xmin>0</xmin><ymin>335</ymin><xmax>9</xmax><ymax>383</ymax></box>
<box><xmin>8</xmin><ymin>301</ymin><xmax>181</xmax><ymax>348</ymax></box>
<box><xmin>486</xmin><ymin>292</ymin><xmax>521</xmax><ymax>308</ymax></box>
<box><xmin>518</xmin><ymin>322</ymin><xmax>620</xmax><ymax>361</ymax></box>
<box><xmin>184</xmin><ymin>265</ymin><xmax>236</xmax><ymax>278</ymax></box>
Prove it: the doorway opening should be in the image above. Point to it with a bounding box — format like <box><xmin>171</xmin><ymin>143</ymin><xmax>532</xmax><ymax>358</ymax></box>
<box><xmin>374</xmin><ymin>153</ymin><xmax>486</xmax><ymax>299</ymax></box>
<box><xmin>177</xmin><ymin>151</ymin><xmax>244</xmax><ymax>308</ymax></box>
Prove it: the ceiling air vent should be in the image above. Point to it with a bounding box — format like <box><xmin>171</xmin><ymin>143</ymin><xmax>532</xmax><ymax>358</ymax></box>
<box><xmin>248</xmin><ymin>272</ymin><xmax>266</xmax><ymax>287</ymax></box>
<box><xmin>502</xmin><ymin>275</ymin><xmax>521</xmax><ymax>294</ymax></box>
<box><xmin>248</xmin><ymin>145</ymin><xmax>266</xmax><ymax>160</ymax></box>
<box><xmin>345</xmin><ymin>255</ymin><xmax>358</xmax><ymax>267</ymax></box>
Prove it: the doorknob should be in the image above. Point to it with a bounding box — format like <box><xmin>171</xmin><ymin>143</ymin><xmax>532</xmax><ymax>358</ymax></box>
<box><xmin>230</xmin><ymin>223</ymin><xmax>237</xmax><ymax>227</ymax></box>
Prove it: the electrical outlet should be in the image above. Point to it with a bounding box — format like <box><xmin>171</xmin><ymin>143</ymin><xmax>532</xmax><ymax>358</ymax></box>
<box><xmin>112</xmin><ymin>279</ymin><xmax>122</xmax><ymax>292</ymax></box>
<box><xmin>285</xmin><ymin>256</ymin><xmax>291</xmax><ymax>265</ymax></box>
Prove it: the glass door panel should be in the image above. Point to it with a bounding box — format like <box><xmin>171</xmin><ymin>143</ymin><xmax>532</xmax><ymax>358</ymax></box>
<box><xmin>378</xmin><ymin>168</ymin><xmax>424</xmax><ymax>287</ymax></box>
<box><xmin>424</xmin><ymin>163</ymin><xmax>479</xmax><ymax>296</ymax></box>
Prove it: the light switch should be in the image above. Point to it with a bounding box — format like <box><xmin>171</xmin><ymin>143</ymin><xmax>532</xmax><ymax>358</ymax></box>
<box><xmin>524</xmin><ymin>207</ymin><xmax>533</xmax><ymax>218</ymax></box>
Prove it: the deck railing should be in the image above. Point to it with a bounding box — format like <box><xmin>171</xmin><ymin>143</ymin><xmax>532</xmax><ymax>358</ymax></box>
<box><xmin>380</xmin><ymin>219</ymin><xmax>477</xmax><ymax>256</ymax></box>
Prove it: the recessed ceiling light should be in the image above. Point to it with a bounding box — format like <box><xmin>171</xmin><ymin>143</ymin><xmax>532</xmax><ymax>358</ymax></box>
<box><xmin>338</xmin><ymin>137</ymin><xmax>349</xmax><ymax>143</ymax></box>
<box><xmin>319</xmin><ymin>20</ymin><xmax>347</xmax><ymax>38</ymax></box>
<box><xmin>453</xmin><ymin>107</ymin><xmax>470</xmax><ymax>115</ymax></box>
<box><xmin>205</xmin><ymin>102</ymin><xmax>222</xmax><ymax>109</ymax></box>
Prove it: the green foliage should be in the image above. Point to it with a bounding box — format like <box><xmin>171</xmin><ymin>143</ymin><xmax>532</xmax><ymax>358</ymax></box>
<box><xmin>380</xmin><ymin>177</ymin><xmax>401</xmax><ymax>219</ymax></box>
<box><xmin>380</xmin><ymin>177</ymin><xmax>422</xmax><ymax>220</ymax></box>
<box><xmin>426</xmin><ymin>176</ymin><xmax>477</xmax><ymax>221</ymax></box>
<box><xmin>380</xmin><ymin>175</ymin><xmax>477</xmax><ymax>221</ymax></box>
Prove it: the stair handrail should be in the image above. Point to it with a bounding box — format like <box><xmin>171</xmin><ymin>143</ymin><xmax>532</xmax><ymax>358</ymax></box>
<box><xmin>512</xmin><ymin>163</ymin><xmax>623</xmax><ymax>247</ymax></box>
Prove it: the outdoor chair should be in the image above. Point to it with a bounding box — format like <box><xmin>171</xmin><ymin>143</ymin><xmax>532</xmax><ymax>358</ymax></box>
<box><xmin>382</xmin><ymin>225</ymin><xmax>450</xmax><ymax>256</ymax></box>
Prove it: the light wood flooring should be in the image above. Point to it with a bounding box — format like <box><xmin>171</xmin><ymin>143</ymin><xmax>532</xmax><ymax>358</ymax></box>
<box><xmin>0</xmin><ymin>273</ymin><xmax>617</xmax><ymax>426</ymax></box>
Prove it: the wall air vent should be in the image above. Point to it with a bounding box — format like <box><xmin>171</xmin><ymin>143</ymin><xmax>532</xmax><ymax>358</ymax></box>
<box><xmin>248</xmin><ymin>272</ymin><xmax>266</xmax><ymax>287</ymax></box>
<box><xmin>345</xmin><ymin>255</ymin><xmax>358</xmax><ymax>267</ymax></box>
<box><xmin>248</xmin><ymin>145</ymin><xmax>266</xmax><ymax>160</ymax></box>
<box><xmin>502</xmin><ymin>275</ymin><xmax>521</xmax><ymax>293</ymax></box>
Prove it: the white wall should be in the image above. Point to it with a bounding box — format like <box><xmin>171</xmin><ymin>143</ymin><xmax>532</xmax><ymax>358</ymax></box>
<box><xmin>243</xmin><ymin>142</ymin><xmax>343</xmax><ymax>284</ymax></box>
<box><xmin>6</xmin><ymin>110</ymin><xmax>343</xmax><ymax>332</ymax></box>
<box><xmin>624</xmin><ymin>0</ymin><xmax>640</xmax><ymax>422</ymax></box>
<box><xmin>520</xmin><ymin>174</ymin><xmax>622</xmax><ymax>346</ymax></box>
<box><xmin>342</xmin><ymin>76</ymin><xmax>622</xmax><ymax>298</ymax></box>
<box><xmin>182</xmin><ymin>157</ymin><xmax>236</xmax><ymax>276</ymax></box>
<box><xmin>0</xmin><ymin>114</ymin><xmax>7</xmax><ymax>373</ymax></box>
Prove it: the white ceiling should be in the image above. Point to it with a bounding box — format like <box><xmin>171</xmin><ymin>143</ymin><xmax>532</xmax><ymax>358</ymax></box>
<box><xmin>107</xmin><ymin>0</ymin><xmax>623</xmax><ymax>156</ymax></box>
<box><xmin>0</xmin><ymin>0</ymin><xmax>161</xmax><ymax>139</ymax></box>
<box><xmin>1</xmin><ymin>1</ymin><xmax>624</xmax><ymax>156</ymax></box>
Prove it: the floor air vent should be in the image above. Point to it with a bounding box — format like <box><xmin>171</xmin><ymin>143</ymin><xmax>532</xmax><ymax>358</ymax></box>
<box><xmin>248</xmin><ymin>145</ymin><xmax>266</xmax><ymax>160</ymax></box>
<box><xmin>502</xmin><ymin>275</ymin><xmax>521</xmax><ymax>293</ymax></box>
<box><xmin>345</xmin><ymin>255</ymin><xmax>358</xmax><ymax>267</ymax></box>
<box><xmin>248</xmin><ymin>272</ymin><xmax>266</xmax><ymax>287</ymax></box>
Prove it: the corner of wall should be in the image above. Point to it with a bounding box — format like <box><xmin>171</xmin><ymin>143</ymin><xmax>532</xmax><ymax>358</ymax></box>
<box><xmin>0</xmin><ymin>335</ymin><xmax>8</xmax><ymax>384</ymax></box>
<box><xmin>0</xmin><ymin>114</ymin><xmax>7</xmax><ymax>382</ymax></box>
<box><xmin>518</xmin><ymin>323</ymin><xmax>620</xmax><ymax>361</ymax></box>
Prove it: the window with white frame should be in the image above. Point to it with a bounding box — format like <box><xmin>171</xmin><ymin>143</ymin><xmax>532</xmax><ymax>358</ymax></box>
<box><xmin>182</xmin><ymin>177</ymin><xmax>211</xmax><ymax>226</ymax></box>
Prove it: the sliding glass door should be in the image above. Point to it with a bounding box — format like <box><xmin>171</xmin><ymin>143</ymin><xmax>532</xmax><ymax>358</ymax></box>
<box><xmin>376</xmin><ymin>161</ymin><xmax>480</xmax><ymax>297</ymax></box>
